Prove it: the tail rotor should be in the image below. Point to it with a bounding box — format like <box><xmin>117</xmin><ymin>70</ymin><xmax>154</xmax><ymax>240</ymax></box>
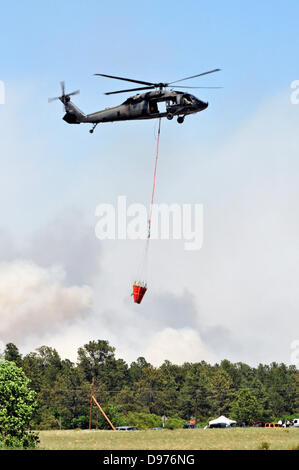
<box><xmin>48</xmin><ymin>81</ymin><xmax>80</xmax><ymax>109</ymax></box>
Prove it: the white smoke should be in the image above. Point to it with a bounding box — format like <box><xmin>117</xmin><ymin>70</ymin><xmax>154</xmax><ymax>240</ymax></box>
<box><xmin>143</xmin><ymin>327</ymin><xmax>215</xmax><ymax>366</ymax></box>
<box><xmin>0</xmin><ymin>260</ymin><xmax>93</xmax><ymax>343</ymax></box>
<box><xmin>1</xmin><ymin>88</ymin><xmax>298</xmax><ymax>367</ymax></box>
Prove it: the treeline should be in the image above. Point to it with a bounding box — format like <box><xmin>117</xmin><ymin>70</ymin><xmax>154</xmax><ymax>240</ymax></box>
<box><xmin>3</xmin><ymin>340</ymin><xmax>298</xmax><ymax>429</ymax></box>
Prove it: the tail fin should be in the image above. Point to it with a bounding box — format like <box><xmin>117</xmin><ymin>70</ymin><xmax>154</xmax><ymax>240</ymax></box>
<box><xmin>63</xmin><ymin>100</ymin><xmax>87</xmax><ymax>124</ymax></box>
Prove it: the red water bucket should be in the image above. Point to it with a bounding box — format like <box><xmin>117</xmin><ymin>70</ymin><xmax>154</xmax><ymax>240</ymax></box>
<box><xmin>132</xmin><ymin>283</ymin><xmax>147</xmax><ymax>304</ymax></box>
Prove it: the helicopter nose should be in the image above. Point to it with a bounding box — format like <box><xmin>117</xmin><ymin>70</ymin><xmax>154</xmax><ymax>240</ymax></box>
<box><xmin>196</xmin><ymin>99</ymin><xmax>208</xmax><ymax>110</ymax></box>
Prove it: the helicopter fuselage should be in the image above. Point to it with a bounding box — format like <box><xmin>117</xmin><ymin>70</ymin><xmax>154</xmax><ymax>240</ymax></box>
<box><xmin>62</xmin><ymin>89</ymin><xmax>208</xmax><ymax>126</ymax></box>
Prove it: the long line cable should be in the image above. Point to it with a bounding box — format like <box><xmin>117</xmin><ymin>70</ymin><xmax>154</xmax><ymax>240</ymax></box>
<box><xmin>148</xmin><ymin>117</ymin><xmax>162</xmax><ymax>240</ymax></box>
<box><xmin>135</xmin><ymin>118</ymin><xmax>162</xmax><ymax>285</ymax></box>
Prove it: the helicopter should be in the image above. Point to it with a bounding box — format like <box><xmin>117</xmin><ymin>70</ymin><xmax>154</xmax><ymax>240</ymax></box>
<box><xmin>48</xmin><ymin>69</ymin><xmax>221</xmax><ymax>133</ymax></box>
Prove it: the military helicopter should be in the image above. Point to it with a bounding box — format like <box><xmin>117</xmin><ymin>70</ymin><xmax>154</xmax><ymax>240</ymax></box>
<box><xmin>48</xmin><ymin>69</ymin><xmax>221</xmax><ymax>133</ymax></box>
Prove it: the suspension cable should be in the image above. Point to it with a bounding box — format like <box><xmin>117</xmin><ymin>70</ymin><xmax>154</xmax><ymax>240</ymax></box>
<box><xmin>148</xmin><ymin>117</ymin><xmax>161</xmax><ymax>239</ymax></box>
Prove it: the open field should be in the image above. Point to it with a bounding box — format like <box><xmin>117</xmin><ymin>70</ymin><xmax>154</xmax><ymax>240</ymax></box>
<box><xmin>37</xmin><ymin>428</ymin><xmax>299</xmax><ymax>450</ymax></box>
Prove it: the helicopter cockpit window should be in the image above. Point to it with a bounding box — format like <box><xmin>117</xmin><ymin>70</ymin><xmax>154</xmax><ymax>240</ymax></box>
<box><xmin>182</xmin><ymin>94</ymin><xmax>193</xmax><ymax>105</ymax></box>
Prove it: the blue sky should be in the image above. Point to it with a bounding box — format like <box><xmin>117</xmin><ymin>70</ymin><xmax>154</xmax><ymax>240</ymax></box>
<box><xmin>0</xmin><ymin>1</ymin><xmax>299</xmax><ymax>365</ymax></box>
<box><xmin>0</xmin><ymin>0</ymin><xmax>298</xmax><ymax>227</ymax></box>
<box><xmin>1</xmin><ymin>0</ymin><xmax>298</xmax><ymax>116</ymax></box>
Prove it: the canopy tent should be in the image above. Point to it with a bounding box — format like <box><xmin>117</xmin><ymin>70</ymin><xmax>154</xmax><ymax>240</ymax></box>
<box><xmin>208</xmin><ymin>415</ymin><xmax>236</xmax><ymax>426</ymax></box>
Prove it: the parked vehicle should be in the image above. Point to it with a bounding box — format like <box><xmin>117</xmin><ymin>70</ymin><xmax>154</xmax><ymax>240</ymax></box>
<box><xmin>115</xmin><ymin>426</ymin><xmax>138</xmax><ymax>431</ymax></box>
<box><xmin>231</xmin><ymin>422</ymin><xmax>247</xmax><ymax>427</ymax></box>
<box><xmin>209</xmin><ymin>423</ymin><xmax>231</xmax><ymax>429</ymax></box>
<box><xmin>265</xmin><ymin>423</ymin><xmax>282</xmax><ymax>428</ymax></box>
<box><xmin>292</xmin><ymin>418</ymin><xmax>299</xmax><ymax>428</ymax></box>
<box><xmin>183</xmin><ymin>424</ymin><xmax>199</xmax><ymax>429</ymax></box>
<box><xmin>252</xmin><ymin>421</ymin><xmax>265</xmax><ymax>427</ymax></box>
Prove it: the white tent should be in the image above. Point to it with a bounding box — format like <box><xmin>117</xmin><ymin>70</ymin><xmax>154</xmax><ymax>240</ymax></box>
<box><xmin>208</xmin><ymin>415</ymin><xmax>236</xmax><ymax>426</ymax></box>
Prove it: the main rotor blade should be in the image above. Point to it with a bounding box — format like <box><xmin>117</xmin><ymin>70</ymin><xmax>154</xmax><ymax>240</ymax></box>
<box><xmin>68</xmin><ymin>90</ymin><xmax>80</xmax><ymax>97</ymax></box>
<box><xmin>60</xmin><ymin>81</ymin><xmax>65</xmax><ymax>95</ymax></box>
<box><xmin>95</xmin><ymin>73</ymin><xmax>154</xmax><ymax>87</ymax></box>
<box><xmin>48</xmin><ymin>96</ymin><xmax>60</xmax><ymax>103</ymax></box>
<box><xmin>105</xmin><ymin>86</ymin><xmax>156</xmax><ymax>95</ymax></box>
<box><xmin>169</xmin><ymin>69</ymin><xmax>221</xmax><ymax>85</ymax></box>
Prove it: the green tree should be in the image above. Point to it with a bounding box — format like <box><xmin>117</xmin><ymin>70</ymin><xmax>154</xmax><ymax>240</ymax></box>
<box><xmin>96</xmin><ymin>405</ymin><xmax>126</xmax><ymax>429</ymax></box>
<box><xmin>77</xmin><ymin>340</ymin><xmax>116</xmax><ymax>383</ymax></box>
<box><xmin>0</xmin><ymin>361</ymin><xmax>39</xmax><ymax>448</ymax></box>
<box><xmin>159</xmin><ymin>361</ymin><xmax>186</xmax><ymax>416</ymax></box>
<box><xmin>113</xmin><ymin>386</ymin><xmax>142</xmax><ymax>413</ymax></box>
<box><xmin>35</xmin><ymin>346</ymin><xmax>62</xmax><ymax>384</ymax></box>
<box><xmin>179</xmin><ymin>363</ymin><xmax>213</xmax><ymax>421</ymax></box>
<box><xmin>294</xmin><ymin>370</ymin><xmax>299</xmax><ymax>412</ymax></box>
<box><xmin>129</xmin><ymin>357</ymin><xmax>150</xmax><ymax>382</ymax></box>
<box><xmin>210</xmin><ymin>369</ymin><xmax>234</xmax><ymax>416</ymax></box>
<box><xmin>2</xmin><ymin>338</ymin><xmax>297</xmax><ymax>431</ymax></box>
<box><xmin>249</xmin><ymin>377</ymin><xmax>271</xmax><ymax>420</ymax></box>
<box><xmin>262</xmin><ymin>363</ymin><xmax>297</xmax><ymax>418</ymax></box>
<box><xmin>22</xmin><ymin>352</ymin><xmax>43</xmax><ymax>392</ymax></box>
<box><xmin>220</xmin><ymin>360</ymin><xmax>242</xmax><ymax>391</ymax></box>
<box><xmin>4</xmin><ymin>343</ymin><xmax>22</xmax><ymax>367</ymax></box>
<box><xmin>106</xmin><ymin>358</ymin><xmax>129</xmax><ymax>390</ymax></box>
<box><xmin>230</xmin><ymin>388</ymin><xmax>263</xmax><ymax>424</ymax></box>
<box><xmin>125</xmin><ymin>411</ymin><xmax>162</xmax><ymax>429</ymax></box>
<box><xmin>133</xmin><ymin>365</ymin><xmax>168</xmax><ymax>415</ymax></box>
<box><xmin>53</xmin><ymin>359</ymin><xmax>90</xmax><ymax>429</ymax></box>
<box><xmin>165</xmin><ymin>416</ymin><xmax>187</xmax><ymax>429</ymax></box>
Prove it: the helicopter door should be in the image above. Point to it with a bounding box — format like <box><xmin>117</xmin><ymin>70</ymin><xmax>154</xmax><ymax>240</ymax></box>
<box><xmin>166</xmin><ymin>98</ymin><xmax>177</xmax><ymax>113</ymax></box>
<box><xmin>149</xmin><ymin>101</ymin><xmax>158</xmax><ymax>114</ymax></box>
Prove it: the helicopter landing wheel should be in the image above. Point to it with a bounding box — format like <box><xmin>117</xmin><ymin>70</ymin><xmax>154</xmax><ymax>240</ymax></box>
<box><xmin>89</xmin><ymin>123</ymin><xmax>98</xmax><ymax>134</ymax></box>
<box><xmin>177</xmin><ymin>116</ymin><xmax>185</xmax><ymax>124</ymax></box>
<box><xmin>167</xmin><ymin>113</ymin><xmax>174</xmax><ymax>120</ymax></box>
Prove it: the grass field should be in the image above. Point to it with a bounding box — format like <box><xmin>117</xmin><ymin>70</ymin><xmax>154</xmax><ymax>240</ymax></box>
<box><xmin>37</xmin><ymin>428</ymin><xmax>299</xmax><ymax>450</ymax></box>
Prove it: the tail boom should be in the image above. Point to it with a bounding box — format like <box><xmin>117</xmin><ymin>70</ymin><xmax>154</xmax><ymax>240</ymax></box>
<box><xmin>62</xmin><ymin>99</ymin><xmax>87</xmax><ymax>124</ymax></box>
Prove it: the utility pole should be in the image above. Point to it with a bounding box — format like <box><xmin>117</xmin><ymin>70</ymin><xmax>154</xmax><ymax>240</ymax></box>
<box><xmin>89</xmin><ymin>377</ymin><xmax>116</xmax><ymax>431</ymax></box>
<box><xmin>92</xmin><ymin>395</ymin><xmax>116</xmax><ymax>431</ymax></box>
